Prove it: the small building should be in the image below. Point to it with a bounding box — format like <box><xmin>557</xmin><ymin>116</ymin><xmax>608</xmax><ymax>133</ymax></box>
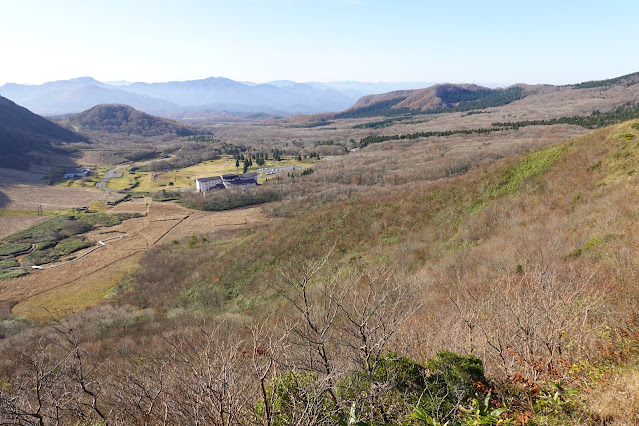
<box><xmin>195</xmin><ymin>173</ymin><xmax>258</xmax><ymax>192</ymax></box>
<box><xmin>64</xmin><ymin>168</ymin><xmax>91</xmax><ymax>179</ymax></box>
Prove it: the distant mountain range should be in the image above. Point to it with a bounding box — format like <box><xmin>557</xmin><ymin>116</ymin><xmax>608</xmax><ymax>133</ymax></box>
<box><xmin>0</xmin><ymin>77</ymin><xmax>437</xmax><ymax>117</ymax></box>
<box><xmin>0</xmin><ymin>95</ymin><xmax>87</xmax><ymax>170</ymax></box>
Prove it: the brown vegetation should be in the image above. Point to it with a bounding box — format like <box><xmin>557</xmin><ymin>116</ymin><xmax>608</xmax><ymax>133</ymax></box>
<box><xmin>3</xmin><ymin>74</ymin><xmax>639</xmax><ymax>423</ymax></box>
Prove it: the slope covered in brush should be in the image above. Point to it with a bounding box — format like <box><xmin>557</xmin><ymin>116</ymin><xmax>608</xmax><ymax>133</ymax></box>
<box><xmin>3</xmin><ymin>121</ymin><xmax>639</xmax><ymax>424</ymax></box>
<box><xmin>60</xmin><ymin>104</ymin><xmax>199</xmax><ymax>137</ymax></box>
<box><xmin>0</xmin><ymin>95</ymin><xmax>87</xmax><ymax>169</ymax></box>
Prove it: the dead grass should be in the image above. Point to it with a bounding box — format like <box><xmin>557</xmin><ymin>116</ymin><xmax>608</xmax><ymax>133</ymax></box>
<box><xmin>587</xmin><ymin>367</ymin><xmax>639</xmax><ymax>424</ymax></box>
<box><xmin>0</xmin><ymin>184</ymin><xmax>102</xmax><ymax>211</ymax></box>
<box><xmin>0</xmin><ymin>216</ymin><xmax>50</xmax><ymax>239</ymax></box>
<box><xmin>3</xmin><ymin>200</ymin><xmax>270</xmax><ymax>321</ymax></box>
<box><xmin>156</xmin><ymin>206</ymin><xmax>269</xmax><ymax>245</ymax></box>
<box><xmin>11</xmin><ymin>253</ymin><xmax>143</xmax><ymax>322</ymax></box>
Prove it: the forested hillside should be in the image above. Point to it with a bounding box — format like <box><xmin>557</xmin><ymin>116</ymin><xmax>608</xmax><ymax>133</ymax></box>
<box><xmin>59</xmin><ymin>104</ymin><xmax>199</xmax><ymax>137</ymax></box>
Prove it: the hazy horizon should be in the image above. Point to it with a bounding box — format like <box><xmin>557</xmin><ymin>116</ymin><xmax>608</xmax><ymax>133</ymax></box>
<box><xmin>1</xmin><ymin>0</ymin><xmax>638</xmax><ymax>86</ymax></box>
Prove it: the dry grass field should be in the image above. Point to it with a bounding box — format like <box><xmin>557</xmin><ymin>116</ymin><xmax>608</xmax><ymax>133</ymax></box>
<box><xmin>0</xmin><ymin>215</ymin><xmax>50</xmax><ymax>239</ymax></box>
<box><xmin>0</xmin><ymin>185</ymin><xmax>101</xmax><ymax>211</ymax></box>
<box><xmin>2</xmin><ymin>200</ymin><xmax>270</xmax><ymax>321</ymax></box>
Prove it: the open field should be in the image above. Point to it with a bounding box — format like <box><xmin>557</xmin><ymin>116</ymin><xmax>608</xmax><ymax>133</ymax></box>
<box><xmin>105</xmin><ymin>156</ymin><xmax>315</xmax><ymax>191</ymax></box>
<box><xmin>0</xmin><ymin>182</ymin><xmax>111</xmax><ymax>212</ymax></box>
<box><xmin>1</xmin><ymin>200</ymin><xmax>270</xmax><ymax>320</ymax></box>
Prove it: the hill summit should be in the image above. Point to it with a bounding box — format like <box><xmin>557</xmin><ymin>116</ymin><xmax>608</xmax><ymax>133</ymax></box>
<box><xmin>333</xmin><ymin>83</ymin><xmax>527</xmax><ymax>119</ymax></box>
<box><xmin>60</xmin><ymin>104</ymin><xmax>198</xmax><ymax>137</ymax></box>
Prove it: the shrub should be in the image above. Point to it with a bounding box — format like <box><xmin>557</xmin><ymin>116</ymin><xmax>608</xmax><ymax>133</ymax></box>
<box><xmin>261</xmin><ymin>371</ymin><xmax>330</xmax><ymax>426</ymax></box>
<box><xmin>181</xmin><ymin>186</ymin><xmax>282</xmax><ymax>211</ymax></box>
<box><xmin>0</xmin><ymin>259</ymin><xmax>19</xmax><ymax>270</ymax></box>
<box><xmin>336</xmin><ymin>351</ymin><xmax>488</xmax><ymax>424</ymax></box>
<box><xmin>0</xmin><ymin>242</ymin><xmax>31</xmax><ymax>256</ymax></box>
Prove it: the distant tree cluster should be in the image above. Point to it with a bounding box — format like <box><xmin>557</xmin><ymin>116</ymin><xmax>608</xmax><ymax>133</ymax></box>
<box><xmin>289</xmin><ymin>121</ymin><xmax>333</xmax><ymax>128</ymax></box>
<box><xmin>182</xmin><ymin>135</ymin><xmax>219</xmax><ymax>142</ymax></box>
<box><xmin>358</xmin><ymin>127</ymin><xmax>504</xmax><ymax>148</ymax></box>
<box><xmin>221</xmin><ymin>141</ymin><xmax>248</xmax><ymax>156</ymax></box>
<box><xmin>429</xmin><ymin>87</ymin><xmax>525</xmax><ymax>114</ymax></box>
<box><xmin>492</xmin><ymin>102</ymin><xmax>639</xmax><ymax>130</ymax></box>
<box><xmin>336</xmin><ymin>87</ymin><xmax>527</xmax><ymax>120</ymax></box>
<box><xmin>313</xmin><ymin>140</ymin><xmax>335</xmax><ymax>147</ymax></box>
<box><xmin>574</xmin><ymin>71</ymin><xmax>639</xmax><ymax>89</ymax></box>
<box><xmin>352</xmin><ymin>116</ymin><xmax>413</xmax><ymax>129</ymax></box>
<box><xmin>334</xmin><ymin>98</ymin><xmax>412</xmax><ymax>119</ymax></box>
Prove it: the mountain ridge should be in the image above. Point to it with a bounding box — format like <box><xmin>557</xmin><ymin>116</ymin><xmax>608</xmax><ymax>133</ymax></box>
<box><xmin>0</xmin><ymin>95</ymin><xmax>87</xmax><ymax>170</ymax></box>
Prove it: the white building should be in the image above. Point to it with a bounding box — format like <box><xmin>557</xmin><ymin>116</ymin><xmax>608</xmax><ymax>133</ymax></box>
<box><xmin>195</xmin><ymin>173</ymin><xmax>258</xmax><ymax>192</ymax></box>
<box><xmin>195</xmin><ymin>176</ymin><xmax>224</xmax><ymax>192</ymax></box>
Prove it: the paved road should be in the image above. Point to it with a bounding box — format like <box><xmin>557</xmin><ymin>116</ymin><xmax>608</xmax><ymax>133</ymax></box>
<box><xmin>95</xmin><ymin>157</ymin><xmax>170</xmax><ymax>191</ymax></box>
<box><xmin>95</xmin><ymin>164</ymin><xmax>128</xmax><ymax>191</ymax></box>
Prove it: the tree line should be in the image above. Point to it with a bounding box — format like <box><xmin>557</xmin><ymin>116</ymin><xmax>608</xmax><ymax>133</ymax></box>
<box><xmin>358</xmin><ymin>127</ymin><xmax>505</xmax><ymax>148</ymax></box>
<box><xmin>492</xmin><ymin>102</ymin><xmax>639</xmax><ymax>130</ymax></box>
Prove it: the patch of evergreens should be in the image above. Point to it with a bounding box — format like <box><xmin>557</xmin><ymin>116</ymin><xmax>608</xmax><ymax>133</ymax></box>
<box><xmin>574</xmin><ymin>71</ymin><xmax>639</xmax><ymax>89</ymax></box>
<box><xmin>492</xmin><ymin>102</ymin><xmax>639</xmax><ymax>130</ymax></box>
<box><xmin>182</xmin><ymin>135</ymin><xmax>219</xmax><ymax>142</ymax></box>
<box><xmin>334</xmin><ymin>97</ymin><xmax>413</xmax><ymax>119</ymax></box>
<box><xmin>358</xmin><ymin>127</ymin><xmax>505</xmax><ymax>148</ymax></box>
<box><xmin>352</xmin><ymin>116</ymin><xmax>413</xmax><ymax>129</ymax></box>
<box><xmin>429</xmin><ymin>86</ymin><xmax>525</xmax><ymax>114</ymax></box>
<box><xmin>336</xmin><ymin>87</ymin><xmax>526</xmax><ymax>119</ymax></box>
<box><xmin>289</xmin><ymin>121</ymin><xmax>333</xmax><ymax>128</ymax></box>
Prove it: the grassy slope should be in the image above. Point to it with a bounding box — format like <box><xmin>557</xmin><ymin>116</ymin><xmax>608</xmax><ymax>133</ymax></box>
<box><xmin>120</xmin><ymin>120</ymin><xmax>639</xmax><ymax>422</ymax></box>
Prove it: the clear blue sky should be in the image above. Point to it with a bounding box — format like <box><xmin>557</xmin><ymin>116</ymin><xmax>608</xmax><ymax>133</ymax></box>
<box><xmin>1</xmin><ymin>0</ymin><xmax>638</xmax><ymax>86</ymax></box>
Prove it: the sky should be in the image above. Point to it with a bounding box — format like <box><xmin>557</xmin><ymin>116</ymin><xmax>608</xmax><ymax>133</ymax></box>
<box><xmin>1</xmin><ymin>0</ymin><xmax>638</xmax><ymax>86</ymax></box>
